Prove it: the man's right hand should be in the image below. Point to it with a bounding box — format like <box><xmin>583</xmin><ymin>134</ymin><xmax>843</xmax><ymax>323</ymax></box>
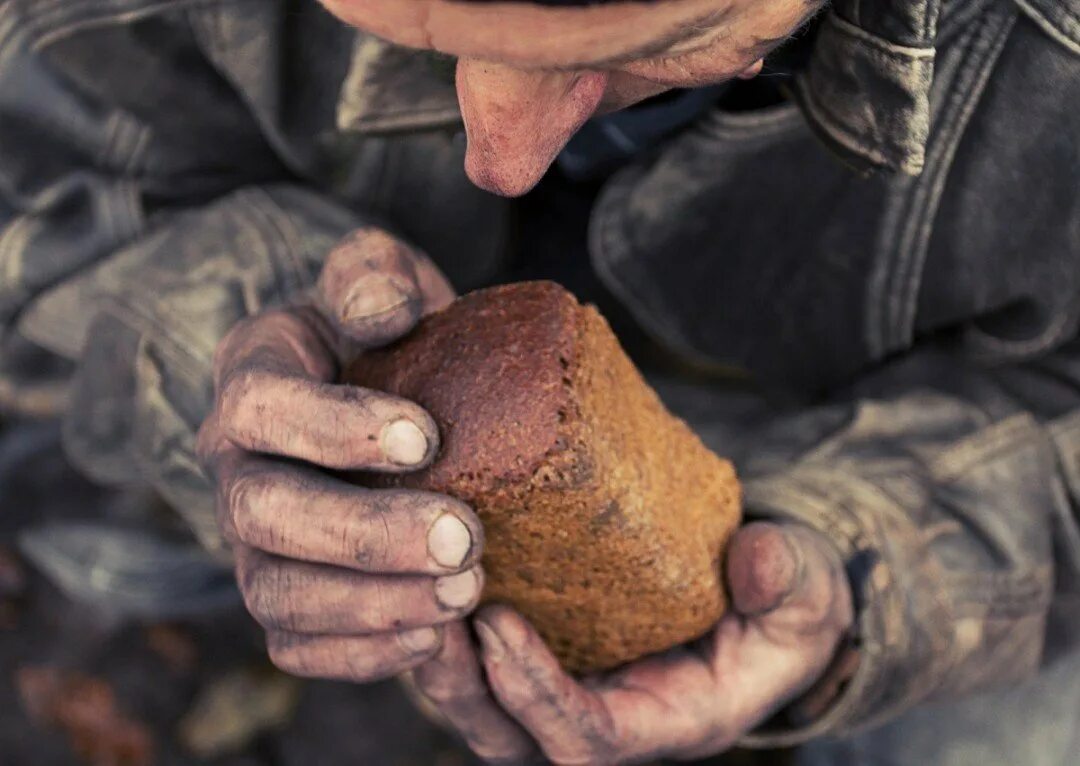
<box><xmin>196</xmin><ymin>228</ymin><xmax>485</xmax><ymax>682</ymax></box>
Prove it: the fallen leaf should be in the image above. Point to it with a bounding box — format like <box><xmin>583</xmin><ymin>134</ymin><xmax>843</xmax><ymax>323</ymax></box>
<box><xmin>144</xmin><ymin>623</ymin><xmax>198</xmax><ymax>674</ymax></box>
<box><xmin>16</xmin><ymin>665</ymin><xmax>154</xmax><ymax>766</ymax></box>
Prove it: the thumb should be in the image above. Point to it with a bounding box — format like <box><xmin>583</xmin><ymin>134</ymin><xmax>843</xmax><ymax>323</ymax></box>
<box><xmin>316</xmin><ymin>228</ymin><xmax>455</xmax><ymax>348</ymax></box>
<box><xmin>725</xmin><ymin>522</ymin><xmax>853</xmax><ymax>641</ymax></box>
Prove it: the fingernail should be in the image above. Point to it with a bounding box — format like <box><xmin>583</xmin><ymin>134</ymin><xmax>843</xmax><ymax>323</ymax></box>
<box><xmin>435</xmin><ymin>569</ymin><xmax>480</xmax><ymax>610</ymax></box>
<box><xmin>400</xmin><ymin>627</ymin><xmax>440</xmax><ymax>655</ymax></box>
<box><xmin>342</xmin><ymin>275</ymin><xmax>412</xmax><ymax>322</ymax></box>
<box><xmin>427</xmin><ymin>513</ymin><xmax>473</xmax><ymax>568</ymax></box>
<box><xmin>474</xmin><ymin>620</ymin><xmax>505</xmax><ymax>663</ymax></box>
<box><xmin>381</xmin><ymin>419</ymin><xmax>429</xmax><ymax>465</ymax></box>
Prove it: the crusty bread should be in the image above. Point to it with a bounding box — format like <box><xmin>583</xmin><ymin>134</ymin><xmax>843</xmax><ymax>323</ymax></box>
<box><xmin>345</xmin><ymin>281</ymin><xmax>741</xmax><ymax>673</ymax></box>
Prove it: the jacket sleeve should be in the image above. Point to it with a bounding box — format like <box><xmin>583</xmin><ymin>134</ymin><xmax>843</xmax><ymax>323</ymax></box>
<box><xmin>725</xmin><ymin>340</ymin><xmax>1080</xmax><ymax>744</ymax></box>
<box><xmin>0</xmin><ymin>5</ymin><xmax>367</xmax><ymax>552</ymax></box>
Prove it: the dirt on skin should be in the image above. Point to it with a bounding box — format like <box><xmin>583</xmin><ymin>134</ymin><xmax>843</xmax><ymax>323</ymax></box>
<box><xmin>0</xmin><ymin>417</ymin><xmax>790</xmax><ymax>766</ymax></box>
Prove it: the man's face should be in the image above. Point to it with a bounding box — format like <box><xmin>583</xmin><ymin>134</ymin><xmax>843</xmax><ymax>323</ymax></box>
<box><xmin>321</xmin><ymin>0</ymin><xmax>822</xmax><ymax>196</ymax></box>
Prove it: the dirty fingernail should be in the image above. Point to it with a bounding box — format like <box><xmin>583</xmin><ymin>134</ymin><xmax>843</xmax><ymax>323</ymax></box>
<box><xmin>427</xmin><ymin>513</ymin><xmax>473</xmax><ymax>568</ymax></box>
<box><xmin>474</xmin><ymin>620</ymin><xmax>505</xmax><ymax>663</ymax></box>
<box><xmin>381</xmin><ymin>419</ymin><xmax>429</xmax><ymax>465</ymax></box>
<box><xmin>342</xmin><ymin>275</ymin><xmax>412</xmax><ymax>323</ymax></box>
<box><xmin>435</xmin><ymin>569</ymin><xmax>480</xmax><ymax>610</ymax></box>
<box><xmin>400</xmin><ymin>627</ymin><xmax>440</xmax><ymax>655</ymax></box>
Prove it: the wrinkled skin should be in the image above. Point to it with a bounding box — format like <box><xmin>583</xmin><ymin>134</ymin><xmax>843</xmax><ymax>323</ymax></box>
<box><xmin>320</xmin><ymin>0</ymin><xmax>825</xmax><ymax>195</ymax></box>
<box><xmin>198</xmin><ymin>227</ymin><xmax>853</xmax><ymax>764</ymax></box>
<box><xmin>412</xmin><ymin>523</ymin><xmax>853</xmax><ymax>764</ymax></box>
<box><xmin>197</xmin><ymin>229</ymin><xmax>487</xmax><ymax>681</ymax></box>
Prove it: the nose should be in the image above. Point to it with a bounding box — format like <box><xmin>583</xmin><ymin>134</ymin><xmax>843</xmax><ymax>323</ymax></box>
<box><xmin>455</xmin><ymin>59</ymin><xmax>608</xmax><ymax>197</ymax></box>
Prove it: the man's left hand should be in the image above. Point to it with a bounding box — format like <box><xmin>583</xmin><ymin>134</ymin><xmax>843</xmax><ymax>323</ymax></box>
<box><xmin>411</xmin><ymin>521</ymin><xmax>854</xmax><ymax>764</ymax></box>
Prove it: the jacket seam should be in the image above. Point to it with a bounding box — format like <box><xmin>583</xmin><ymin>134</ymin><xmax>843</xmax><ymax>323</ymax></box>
<box><xmin>869</xmin><ymin>5</ymin><xmax>1017</xmax><ymax>357</ymax></box>
<box><xmin>88</xmin><ymin>188</ymin><xmax>306</xmax><ymax>387</ymax></box>
<box><xmin>929</xmin><ymin>413</ymin><xmax>1044</xmax><ymax>482</ymax></box>
<box><xmin>828</xmin><ymin>13</ymin><xmax>937</xmax><ymax>59</ymax></box>
<box><xmin>11</xmin><ymin>0</ymin><xmax>217</xmax><ymax>52</ymax></box>
<box><xmin>1012</xmin><ymin>0</ymin><xmax>1080</xmax><ymax>54</ymax></box>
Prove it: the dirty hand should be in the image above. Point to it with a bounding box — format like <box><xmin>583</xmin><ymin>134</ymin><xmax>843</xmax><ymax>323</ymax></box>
<box><xmin>411</xmin><ymin>522</ymin><xmax>854</xmax><ymax>764</ymax></box>
<box><xmin>197</xmin><ymin>228</ymin><xmax>485</xmax><ymax>682</ymax></box>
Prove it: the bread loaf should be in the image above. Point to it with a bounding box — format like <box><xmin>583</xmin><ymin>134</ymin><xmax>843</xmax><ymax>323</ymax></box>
<box><xmin>345</xmin><ymin>281</ymin><xmax>741</xmax><ymax>673</ymax></box>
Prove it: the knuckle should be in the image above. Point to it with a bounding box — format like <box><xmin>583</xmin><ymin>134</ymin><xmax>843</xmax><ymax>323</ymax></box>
<box><xmin>239</xmin><ymin>557</ymin><xmax>293</xmax><ymax>631</ymax></box>
<box><xmin>376</xmin><ymin>581</ymin><xmax>414</xmax><ymax>631</ymax></box>
<box><xmin>265</xmin><ymin>635</ymin><xmax>315</xmax><ymax>678</ymax></box>
<box><xmin>266</xmin><ymin>646</ymin><xmax>295</xmax><ymax>675</ymax></box>
<box><xmin>349</xmin><ymin>228</ymin><xmax>418</xmax><ymax>267</ymax></box>
<box><xmin>213</xmin><ymin>316</ymin><xmax>257</xmax><ymax>373</ymax></box>
<box><xmin>226</xmin><ymin>470</ymin><xmax>278</xmax><ymax>545</ymax></box>
<box><xmin>348</xmin><ymin>638</ymin><xmax>407</xmax><ymax>682</ymax></box>
<box><xmin>414</xmin><ymin>672</ymin><xmax>485</xmax><ymax>707</ymax></box>
<box><xmin>324</xmin><ymin>229</ymin><xmax>418</xmax><ymax>290</ymax></box>
<box><xmin>218</xmin><ymin>366</ymin><xmax>266</xmax><ymax>428</ymax></box>
<box><xmin>264</xmin><ymin>635</ymin><xmax>293</xmax><ymax>669</ymax></box>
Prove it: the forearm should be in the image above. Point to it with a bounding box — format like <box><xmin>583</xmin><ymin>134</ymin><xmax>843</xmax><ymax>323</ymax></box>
<box><xmin>731</xmin><ymin>343</ymin><xmax>1080</xmax><ymax>743</ymax></box>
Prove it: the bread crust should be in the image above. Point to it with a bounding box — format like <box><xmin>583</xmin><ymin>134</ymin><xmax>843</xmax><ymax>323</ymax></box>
<box><xmin>346</xmin><ymin>281</ymin><xmax>742</xmax><ymax>672</ymax></box>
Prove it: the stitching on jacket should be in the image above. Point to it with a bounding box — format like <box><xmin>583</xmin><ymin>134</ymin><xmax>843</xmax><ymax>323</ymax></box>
<box><xmin>791</xmin><ymin>85</ymin><xmax>892</xmax><ymax>169</ymax></box>
<box><xmin>929</xmin><ymin>413</ymin><xmax>1045</xmax><ymax>483</ymax></box>
<box><xmin>0</xmin><ymin>0</ymin><xmax>214</xmax><ymax>59</ymax></box>
<box><xmin>886</xmin><ymin>9</ymin><xmax>1015</xmax><ymax>352</ymax></box>
<box><xmin>96</xmin><ymin>111</ymin><xmax>151</xmax><ymax>176</ymax></box>
<box><xmin>828</xmin><ymin>13</ymin><xmax>937</xmax><ymax>59</ymax></box>
<box><xmin>0</xmin><ymin>215</ymin><xmax>34</xmax><ymax>310</ymax></box>
<box><xmin>870</xmin><ymin>6</ymin><xmax>1017</xmax><ymax>357</ymax></box>
<box><xmin>1012</xmin><ymin>0</ymin><xmax>1080</xmax><ymax>55</ymax></box>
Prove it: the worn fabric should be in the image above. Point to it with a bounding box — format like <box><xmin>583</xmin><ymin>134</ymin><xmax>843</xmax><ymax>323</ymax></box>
<box><xmin>1</xmin><ymin>0</ymin><xmax>1079</xmax><ymax>759</ymax></box>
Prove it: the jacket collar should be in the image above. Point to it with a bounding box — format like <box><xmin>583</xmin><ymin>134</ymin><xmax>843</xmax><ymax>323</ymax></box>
<box><xmin>336</xmin><ymin>34</ymin><xmax>461</xmax><ymax>135</ymax></box>
<box><xmin>336</xmin><ymin>1</ymin><xmax>945</xmax><ymax>174</ymax></box>
<box><xmin>791</xmin><ymin>0</ymin><xmax>941</xmax><ymax>175</ymax></box>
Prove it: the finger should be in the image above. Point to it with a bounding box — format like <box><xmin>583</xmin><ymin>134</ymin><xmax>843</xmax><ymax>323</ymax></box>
<box><xmin>220</xmin><ymin>455</ymin><xmax>481</xmax><ymax>574</ymax></box>
<box><xmin>318</xmin><ymin>229</ymin><xmax>452</xmax><ymax>346</ymax></box>
<box><xmin>474</xmin><ymin>606</ymin><xmax>626</xmax><ymax>765</ymax></box>
<box><xmin>676</xmin><ymin>524</ymin><xmax>852</xmax><ymax>756</ymax></box>
<box><xmin>209</xmin><ymin>303</ymin><xmax>438</xmax><ymax>471</ymax></box>
<box><xmin>235</xmin><ymin>547</ymin><xmax>484</xmax><ymax>634</ymax></box>
<box><xmin>475</xmin><ymin>608</ymin><xmax>745</xmax><ymax>764</ymax></box>
<box><xmin>412</xmin><ymin>253</ymin><xmax>456</xmax><ymax>314</ymax></box>
<box><xmin>725</xmin><ymin>521</ymin><xmax>803</xmax><ymax>616</ymax></box>
<box><xmin>726</xmin><ymin>522</ymin><xmax>853</xmax><ymax>644</ymax></box>
<box><xmin>196</xmin><ymin>414</ymin><xmax>250</xmax><ymax>548</ymax></box>
<box><xmin>471</xmin><ymin>525</ymin><xmax>854</xmax><ymax>764</ymax></box>
<box><xmin>267</xmin><ymin>628</ymin><xmax>442</xmax><ymax>683</ymax></box>
<box><xmin>413</xmin><ymin>622</ymin><xmax>538</xmax><ymax>764</ymax></box>
<box><xmin>211</xmin><ymin>308</ymin><xmax>336</xmax><ymax>394</ymax></box>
